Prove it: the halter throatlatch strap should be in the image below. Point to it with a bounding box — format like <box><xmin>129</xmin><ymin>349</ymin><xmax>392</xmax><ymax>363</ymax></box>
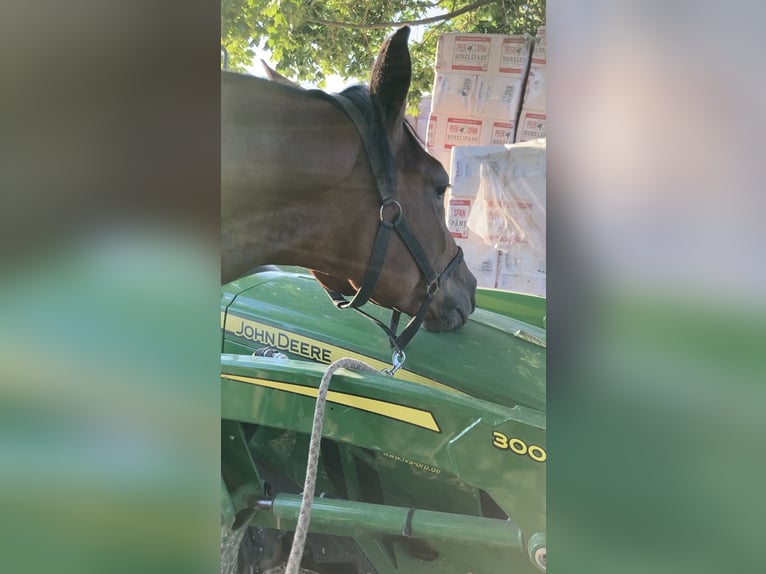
<box><xmin>314</xmin><ymin>88</ymin><xmax>464</xmax><ymax>354</ymax></box>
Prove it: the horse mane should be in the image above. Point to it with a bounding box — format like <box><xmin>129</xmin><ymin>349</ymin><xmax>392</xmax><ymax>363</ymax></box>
<box><xmin>232</xmin><ymin>75</ymin><xmax>418</xmax><ymax>190</ymax></box>
<box><xmin>404</xmin><ymin>119</ymin><xmax>424</xmax><ymax>148</ymax></box>
<box><xmin>225</xmin><ymin>73</ymin><xmax>425</xmax><ymax>149</ymax></box>
<box><xmin>342</xmin><ymin>86</ymin><xmax>427</xmax><ymax>154</ymax></box>
<box><xmin>339</xmin><ymin>86</ymin><xmax>426</xmax><ymax>150</ymax></box>
<box><xmin>337</xmin><ymin>85</ymin><xmax>373</xmax><ymax>120</ymax></box>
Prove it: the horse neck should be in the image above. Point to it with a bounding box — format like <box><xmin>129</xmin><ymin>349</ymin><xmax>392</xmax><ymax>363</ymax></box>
<box><xmin>222</xmin><ymin>172</ymin><xmax>376</xmax><ymax>283</ymax></box>
<box><xmin>222</xmin><ymin>76</ymin><xmax>370</xmax><ymax>282</ymax></box>
<box><xmin>222</xmin><ymin>76</ymin><xmax>361</xmax><ymax>192</ymax></box>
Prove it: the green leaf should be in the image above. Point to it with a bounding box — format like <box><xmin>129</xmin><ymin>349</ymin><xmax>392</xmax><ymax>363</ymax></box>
<box><xmin>222</xmin><ymin>0</ymin><xmax>546</xmax><ymax>98</ymax></box>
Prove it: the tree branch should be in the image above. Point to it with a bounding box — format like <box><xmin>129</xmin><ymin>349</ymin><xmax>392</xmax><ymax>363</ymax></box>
<box><xmin>304</xmin><ymin>0</ymin><xmax>494</xmax><ymax>30</ymax></box>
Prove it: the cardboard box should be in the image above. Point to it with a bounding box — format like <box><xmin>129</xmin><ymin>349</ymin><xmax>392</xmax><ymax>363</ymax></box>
<box><xmin>531</xmin><ymin>26</ymin><xmax>546</xmax><ymax>66</ymax></box>
<box><xmin>450</xmin><ymin>145</ymin><xmax>510</xmax><ymax>197</ymax></box>
<box><xmin>497</xmin><ymin>248</ymin><xmax>546</xmax><ymax>297</ymax></box>
<box><xmin>449</xmin><ymin>141</ymin><xmax>545</xmax><ymax>197</ymax></box>
<box><xmin>426</xmin><ymin>114</ymin><xmax>438</xmax><ymax>150</ymax></box>
<box><xmin>483</xmin><ymin>197</ymin><xmax>544</xmax><ymax>253</ymax></box>
<box><xmin>428</xmin><ymin>117</ymin><xmax>517</xmax><ymax>156</ymax></box>
<box><xmin>446</xmin><ymin>196</ymin><xmax>471</xmax><ymax>239</ymax></box>
<box><xmin>431</xmin><ymin>73</ymin><xmax>479</xmax><ymax>116</ymax></box>
<box><xmin>432</xmin><ymin>73</ymin><xmax>523</xmax><ymax>121</ymax></box>
<box><xmin>498</xmin><ymin>248</ymin><xmax>546</xmax><ymax>276</ymax></box>
<box><xmin>488</xmin><ymin>121</ymin><xmax>516</xmax><ymax>146</ymax></box>
<box><xmin>443</xmin><ymin>117</ymin><xmax>485</xmax><ymax>148</ymax></box>
<box><xmin>452</xmin><ymin>139</ymin><xmax>545</xmax><ymax>169</ymax></box>
<box><xmin>454</xmin><ymin>232</ymin><xmax>500</xmax><ymax>289</ymax></box>
<box><xmin>447</xmin><ymin>188</ymin><xmax>499</xmax><ymax>288</ymax></box>
<box><xmin>498</xmin><ymin>36</ymin><xmax>534</xmax><ymax>76</ymax></box>
<box><xmin>428</xmin><ymin>33</ymin><xmax>532</xmax><ymax>160</ymax></box>
<box><xmin>474</xmin><ymin>75</ymin><xmax>524</xmax><ymax>119</ymax></box>
<box><xmin>428</xmin><ymin>114</ymin><xmax>484</xmax><ymax>150</ymax></box>
<box><xmin>435</xmin><ymin>33</ymin><xmax>533</xmax><ymax>78</ymax></box>
<box><xmin>445</xmin><ymin>140</ymin><xmax>546</xmax><ymax>295</ymax></box>
<box><xmin>496</xmin><ymin>270</ymin><xmax>546</xmax><ymax>297</ymax></box>
<box><xmin>516</xmin><ymin>109</ymin><xmax>547</xmax><ymax>142</ymax></box>
<box><xmin>436</xmin><ymin>34</ymin><xmax>494</xmax><ymax>72</ymax></box>
<box><xmin>522</xmin><ymin>65</ymin><xmax>546</xmax><ymax>111</ymax></box>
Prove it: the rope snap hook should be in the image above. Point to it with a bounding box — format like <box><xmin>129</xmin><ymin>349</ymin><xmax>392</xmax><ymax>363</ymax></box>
<box><xmin>382</xmin><ymin>349</ymin><xmax>406</xmax><ymax>377</ymax></box>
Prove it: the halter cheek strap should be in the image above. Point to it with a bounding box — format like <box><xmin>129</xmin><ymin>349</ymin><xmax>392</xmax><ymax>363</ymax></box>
<box><xmin>313</xmin><ymin>88</ymin><xmax>464</xmax><ymax>354</ymax></box>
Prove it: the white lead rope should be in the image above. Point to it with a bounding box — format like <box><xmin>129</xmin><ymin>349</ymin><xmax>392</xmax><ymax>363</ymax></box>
<box><xmin>284</xmin><ymin>358</ymin><xmax>378</xmax><ymax>574</ymax></box>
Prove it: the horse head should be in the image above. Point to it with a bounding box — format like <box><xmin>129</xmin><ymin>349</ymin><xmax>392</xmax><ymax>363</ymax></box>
<box><xmin>310</xmin><ymin>27</ymin><xmax>477</xmax><ymax>333</ymax></box>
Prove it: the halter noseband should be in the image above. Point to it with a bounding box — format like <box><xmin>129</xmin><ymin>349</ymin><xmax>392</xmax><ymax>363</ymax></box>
<box><xmin>315</xmin><ymin>87</ymin><xmax>464</xmax><ymax>355</ymax></box>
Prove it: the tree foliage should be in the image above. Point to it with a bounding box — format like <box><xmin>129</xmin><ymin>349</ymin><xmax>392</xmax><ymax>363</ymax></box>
<box><xmin>222</xmin><ymin>0</ymin><xmax>545</xmax><ymax>111</ymax></box>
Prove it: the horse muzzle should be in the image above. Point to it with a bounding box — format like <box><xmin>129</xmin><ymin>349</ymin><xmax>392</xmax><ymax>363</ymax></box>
<box><xmin>422</xmin><ymin>260</ymin><xmax>477</xmax><ymax>332</ymax></box>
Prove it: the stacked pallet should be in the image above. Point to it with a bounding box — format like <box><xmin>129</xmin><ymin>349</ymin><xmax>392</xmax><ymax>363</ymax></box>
<box><xmin>445</xmin><ymin>139</ymin><xmax>546</xmax><ymax>295</ymax></box>
<box><xmin>425</xmin><ymin>33</ymin><xmax>534</xmax><ymax>171</ymax></box>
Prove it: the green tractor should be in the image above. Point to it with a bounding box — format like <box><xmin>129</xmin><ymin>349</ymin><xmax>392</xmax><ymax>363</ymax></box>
<box><xmin>220</xmin><ymin>267</ymin><xmax>546</xmax><ymax>573</ymax></box>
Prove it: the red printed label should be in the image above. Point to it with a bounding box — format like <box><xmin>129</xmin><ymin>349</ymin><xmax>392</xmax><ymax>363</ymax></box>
<box><xmin>487</xmin><ymin>200</ymin><xmax>533</xmax><ymax>245</ymax></box>
<box><xmin>500</xmin><ymin>37</ymin><xmax>529</xmax><ymax>74</ymax></box>
<box><xmin>452</xmin><ymin>36</ymin><xmax>492</xmax><ymax>71</ymax></box>
<box><xmin>445</xmin><ymin>118</ymin><xmax>482</xmax><ymax>149</ymax></box>
<box><xmin>427</xmin><ymin>115</ymin><xmax>437</xmax><ymax>149</ymax></box>
<box><xmin>520</xmin><ymin>112</ymin><xmax>546</xmax><ymax>140</ymax></box>
<box><xmin>448</xmin><ymin>198</ymin><xmax>471</xmax><ymax>238</ymax></box>
<box><xmin>490</xmin><ymin>121</ymin><xmax>515</xmax><ymax>145</ymax></box>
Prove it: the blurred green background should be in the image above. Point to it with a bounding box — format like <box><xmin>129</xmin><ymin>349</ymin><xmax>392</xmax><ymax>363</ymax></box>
<box><xmin>0</xmin><ymin>232</ymin><xmax>220</xmax><ymax>574</ymax></box>
<box><xmin>1</xmin><ymin>2</ymin><xmax>221</xmax><ymax>573</ymax></box>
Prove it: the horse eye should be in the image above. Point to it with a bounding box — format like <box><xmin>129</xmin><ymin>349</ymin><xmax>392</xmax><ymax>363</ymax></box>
<box><xmin>436</xmin><ymin>184</ymin><xmax>450</xmax><ymax>198</ymax></box>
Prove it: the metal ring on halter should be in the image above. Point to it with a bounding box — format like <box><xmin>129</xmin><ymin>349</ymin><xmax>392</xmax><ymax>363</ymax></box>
<box><xmin>379</xmin><ymin>200</ymin><xmax>402</xmax><ymax>228</ymax></box>
<box><xmin>425</xmin><ymin>275</ymin><xmax>440</xmax><ymax>297</ymax></box>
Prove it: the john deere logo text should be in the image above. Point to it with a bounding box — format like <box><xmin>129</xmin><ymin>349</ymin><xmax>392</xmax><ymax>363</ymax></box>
<box><xmin>233</xmin><ymin>320</ymin><xmax>331</xmax><ymax>362</ymax></box>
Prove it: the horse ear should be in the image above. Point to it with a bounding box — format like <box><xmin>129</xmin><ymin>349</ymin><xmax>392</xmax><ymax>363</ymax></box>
<box><xmin>370</xmin><ymin>26</ymin><xmax>411</xmax><ymax>130</ymax></box>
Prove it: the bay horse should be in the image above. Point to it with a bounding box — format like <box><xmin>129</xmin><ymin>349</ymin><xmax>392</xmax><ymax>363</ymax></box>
<box><xmin>221</xmin><ymin>27</ymin><xmax>476</xmax><ymax>343</ymax></box>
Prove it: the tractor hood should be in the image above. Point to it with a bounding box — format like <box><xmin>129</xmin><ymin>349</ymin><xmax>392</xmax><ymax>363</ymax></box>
<box><xmin>222</xmin><ymin>268</ymin><xmax>545</xmax><ymax>412</ymax></box>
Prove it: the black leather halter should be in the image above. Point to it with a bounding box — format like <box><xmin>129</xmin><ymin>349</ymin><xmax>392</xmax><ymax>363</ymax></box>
<box><xmin>313</xmin><ymin>86</ymin><xmax>464</xmax><ymax>353</ymax></box>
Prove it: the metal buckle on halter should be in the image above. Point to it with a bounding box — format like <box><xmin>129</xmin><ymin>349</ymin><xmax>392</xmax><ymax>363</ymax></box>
<box><xmin>426</xmin><ymin>274</ymin><xmax>440</xmax><ymax>296</ymax></box>
<box><xmin>379</xmin><ymin>199</ymin><xmax>402</xmax><ymax>228</ymax></box>
<box><xmin>381</xmin><ymin>349</ymin><xmax>406</xmax><ymax>377</ymax></box>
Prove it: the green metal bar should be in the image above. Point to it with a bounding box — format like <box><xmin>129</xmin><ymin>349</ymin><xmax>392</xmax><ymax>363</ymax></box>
<box><xmin>267</xmin><ymin>494</ymin><xmax>524</xmax><ymax>550</ymax></box>
<box><xmin>526</xmin><ymin>532</ymin><xmax>546</xmax><ymax>571</ymax></box>
<box><xmin>230</xmin><ymin>483</ymin><xmax>262</xmax><ymax>515</ymax></box>
<box><xmin>338</xmin><ymin>445</ymin><xmax>363</xmax><ymax>501</ymax></box>
<box><xmin>475</xmin><ymin>288</ymin><xmax>546</xmax><ymax>329</ymax></box>
<box><xmin>221</xmin><ymin>478</ymin><xmax>236</xmax><ymax>528</ymax></box>
<box><xmin>221</xmin><ymin>419</ymin><xmax>264</xmax><ymax>499</ymax></box>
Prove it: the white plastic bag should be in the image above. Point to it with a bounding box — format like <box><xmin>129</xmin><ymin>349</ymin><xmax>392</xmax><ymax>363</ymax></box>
<box><xmin>467</xmin><ymin>162</ymin><xmax>545</xmax><ymax>255</ymax></box>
